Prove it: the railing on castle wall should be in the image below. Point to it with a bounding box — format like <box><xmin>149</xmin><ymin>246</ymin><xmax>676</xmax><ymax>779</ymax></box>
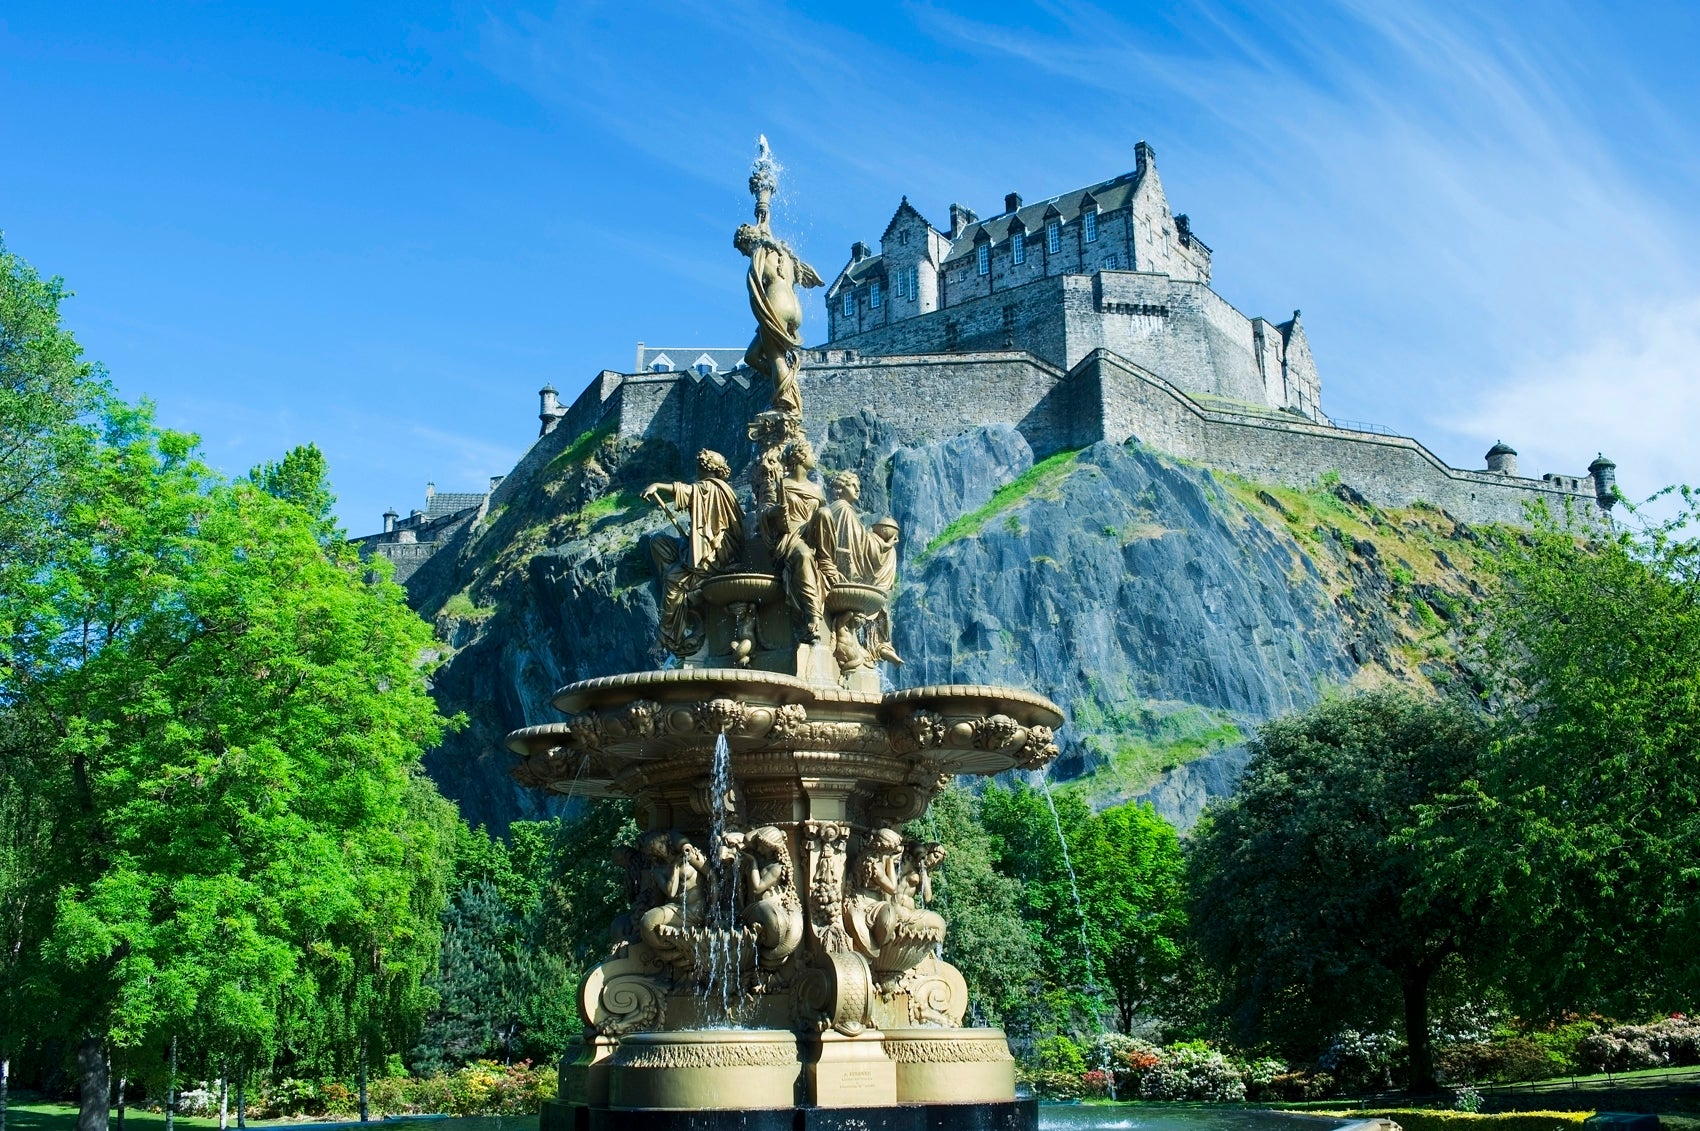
<box><xmin>1329</xmin><ymin>417</ymin><xmax>1404</xmax><ymax>438</ymax></box>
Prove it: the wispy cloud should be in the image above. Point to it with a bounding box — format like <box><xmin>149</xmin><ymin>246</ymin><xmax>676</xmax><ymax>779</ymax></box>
<box><xmin>470</xmin><ymin>0</ymin><xmax>1700</xmax><ymax>496</ymax></box>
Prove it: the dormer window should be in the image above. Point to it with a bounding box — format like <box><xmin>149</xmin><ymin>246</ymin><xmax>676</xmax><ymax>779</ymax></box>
<box><xmin>1046</xmin><ymin>220</ymin><xmax>1060</xmax><ymax>254</ymax></box>
<box><xmin>870</xmin><ymin>279</ymin><xmax>881</xmax><ymax>308</ymax></box>
<box><xmin>843</xmin><ymin>291</ymin><xmax>855</xmax><ymax>317</ymax></box>
<box><xmin>1012</xmin><ymin>231</ymin><xmax>1025</xmax><ymax>265</ymax></box>
<box><xmin>977</xmin><ymin>243</ymin><xmax>990</xmax><ymax>276</ymax></box>
<box><xmin>1084</xmin><ymin>208</ymin><xmax>1098</xmax><ymax>242</ymax></box>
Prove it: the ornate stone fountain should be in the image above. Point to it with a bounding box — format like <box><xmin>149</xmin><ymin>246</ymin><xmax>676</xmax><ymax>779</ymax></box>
<box><xmin>510</xmin><ymin>138</ymin><xmax>1060</xmax><ymax>1131</ymax></box>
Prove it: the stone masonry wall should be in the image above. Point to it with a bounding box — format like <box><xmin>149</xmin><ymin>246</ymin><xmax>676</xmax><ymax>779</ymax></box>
<box><xmin>532</xmin><ymin>346</ymin><xmax>1599</xmax><ymax>530</ymax></box>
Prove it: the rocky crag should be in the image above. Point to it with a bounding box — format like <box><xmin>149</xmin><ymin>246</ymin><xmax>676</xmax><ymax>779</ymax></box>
<box><xmin>405</xmin><ymin>416</ymin><xmax>1490</xmax><ymax>833</ymax></box>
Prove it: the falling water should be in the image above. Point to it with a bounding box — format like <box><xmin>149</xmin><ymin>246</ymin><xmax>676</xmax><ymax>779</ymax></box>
<box><xmin>702</xmin><ymin>731</ymin><xmax>741</xmax><ymax>1025</ymax></box>
<box><xmin>1036</xmin><ymin>773</ymin><xmax>1118</xmax><ymax>1100</ymax></box>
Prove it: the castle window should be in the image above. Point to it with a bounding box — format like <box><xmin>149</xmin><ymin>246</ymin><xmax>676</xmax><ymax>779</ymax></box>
<box><xmin>843</xmin><ymin>291</ymin><xmax>855</xmax><ymax>317</ymax></box>
<box><xmin>1104</xmin><ymin>254</ymin><xmax>1119</xmax><ymax>270</ymax></box>
<box><xmin>1046</xmin><ymin>220</ymin><xmax>1060</xmax><ymax>254</ymax></box>
<box><xmin>1012</xmin><ymin>232</ymin><xmax>1025</xmax><ymax>265</ymax></box>
<box><xmin>977</xmin><ymin>243</ymin><xmax>990</xmax><ymax>276</ymax></box>
<box><xmin>908</xmin><ymin>265</ymin><xmax>919</xmax><ymax>297</ymax></box>
<box><xmin>1084</xmin><ymin>209</ymin><xmax>1098</xmax><ymax>242</ymax></box>
<box><xmin>870</xmin><ymin>279</ymin><xmax>881</xmax><ymax>308</ymax></box>
<box><xmin>894</xmin><ymin>271</ymin><xmax>906</xmax><ymax>299</ymax></box>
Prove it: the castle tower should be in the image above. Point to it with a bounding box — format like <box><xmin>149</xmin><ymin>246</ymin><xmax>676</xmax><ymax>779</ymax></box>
<box><xmin>1485</xmin><ymin>441</ymin><xmax>1518</xmax><ymax>476</ymax></box>
<box><xmin>382</xmin><ymin>507</ymin><xmax>398</xmax><ymax>534</ymax></box>
<box><xmin>1588</xmin><ymin>454</ymin><xmax>1618</xmax><ymax>510</ymax></box>
<box><xmin>539</xmin><ymin>385</ymin><xmax>565</xmax><ymax>436</ymax></box>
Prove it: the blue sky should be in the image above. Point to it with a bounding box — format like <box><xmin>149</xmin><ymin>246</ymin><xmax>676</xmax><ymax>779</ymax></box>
<box><xmin>3</xmin><ymin>2</ymin><xmax>1697</xmax><ymax>531</ymax></box>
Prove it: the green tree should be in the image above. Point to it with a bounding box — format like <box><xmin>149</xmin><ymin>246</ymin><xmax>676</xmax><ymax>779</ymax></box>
<box><xmin>979</xmin><ymin>781</ymin><xmax>1102</xmax><ymax>1032</ymax></box>
<box><xmin>1</xmin><ymin>403</ymin><xmax>456</xmax><ymax>1129</ymax></box>
<box><xmin>1417</xmin><ymin>495</ymin><xmax>1700</xmax><ymax>1017</ymax></box>
<box><xmin>912</xmin><ymin>785</ymin><xmax>1040</xmax><ymax>1026</ymax></box>
<box><xmin>1188</xmin><ymin>690</ymin><xmax>1491</xmax><ymax>1092</ymax></box>
<box><xmin>1072</xmin><ymin>802</ymin><xmax>1190</xmax><ymax>1033</ymax></box>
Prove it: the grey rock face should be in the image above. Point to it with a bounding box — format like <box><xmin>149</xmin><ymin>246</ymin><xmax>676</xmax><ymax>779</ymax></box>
<box><xmin>410</xmin><ymin>421</ymin><xmax>1448</xmax><ymax>833</ymax></box>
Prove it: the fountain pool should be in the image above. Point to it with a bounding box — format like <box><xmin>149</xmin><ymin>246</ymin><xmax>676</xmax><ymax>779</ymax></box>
<box><xmin>337</xmin><ymin>1108</ymin><xmax>1354</xmax><ymax>1131</ymax></box>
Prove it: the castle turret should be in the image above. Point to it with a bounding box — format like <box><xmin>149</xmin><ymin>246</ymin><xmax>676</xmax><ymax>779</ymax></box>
<box><xmin>1588</xmin><ymin>453</ymin><xmax>1618</xmax><ymax>510</ymax></box>
<box><xmin>539</xmin><ymin>384</ymin><xmax>564</xmax><ymax>436</ymax></box>
<box><xmin>1485</xmin><ymin>441</ymin><xmax>1518</xmax><ymax>476</ymax></box>
<box><xmin>382</xmin><ymin>507</ymin><xmax>398</xmax><ymax>534</ymax></box>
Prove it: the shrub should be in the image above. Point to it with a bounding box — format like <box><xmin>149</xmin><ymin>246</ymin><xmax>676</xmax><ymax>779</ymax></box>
<box><xmin>1268</xmin><ymin>1071</ymin><xmax>1335</xmax><ymax>1101</ymax></box>
<box><xmin>1341</xmin><ymin>1110</ymin><xmax>1590</xmax><ymax>1131</ymax></box>
<box><xmin>1239</xmin><ymin>1056</ymin><xmax>1289</xmax><ymax>1101</ymax></box>
<box><xmin>1137</xmin><ymin>1042</ymin><xmax>1247</xmax><ymax>1102</ymax></box>
<box><xmin>1035</xmin><ymin>1035</ymin><xmax>1088</xmax><ymax>1076</ymax></box>
<box><xmin>1319</xmin><ymin>1028</ymin><xmax>1401</xmax><ymax>1092</ymax></box>
<box><xmin>1576</xmin><ymin>1016</ymin><xmax>1700</xmax><ymax>1073</ymax></box>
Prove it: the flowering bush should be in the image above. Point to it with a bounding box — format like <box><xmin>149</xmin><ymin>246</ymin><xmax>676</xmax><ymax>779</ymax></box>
<box><xmin>1319</xmin><ymin>1028</ymin><xmax>1401</xmax><ymax>1093</ymax></box>
<box><xmin>241</xmin><ymin>1061</ymin><xmax>556</xmax><ymax>1119</ymax></box>
<box><xmin>1267</xmin><ymin>1071</ymin><xmax>1335</xmax><ymax>1101</ymax></box>
<box><xmin>1136</xmin><ymin>1042</ymin><xmax>1247</xmax><ymax>1102</ymax></box>
<box><xmin>1576</xmin><ymin>1017</ymin><xmax>1700</xmax><ymax>1073</ymax></box>
<box><xmin>1239</xmin><ymin>1057</ymin><xmax>1289</xmax><ymax>1101</ymax></box>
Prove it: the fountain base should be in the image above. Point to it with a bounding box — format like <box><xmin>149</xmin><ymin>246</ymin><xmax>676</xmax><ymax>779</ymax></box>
<box><xmin>543</xmin><ymin>1097</ymin><xmax>1038</xmax><ymax>1131</ymax></box>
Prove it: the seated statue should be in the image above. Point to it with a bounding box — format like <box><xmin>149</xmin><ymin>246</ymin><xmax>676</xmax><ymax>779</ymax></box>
<box><xmin>644</xmin><ymin>450</ymin><xmax>743</xmax><ymax>658</ymax></box>
<box><xmin>820</xmin><ymin>471</ymin><xmax>898</xmax><ymax>592</ymax></box>
<box><xmin>730</xmin><ymin>825</ymin><xmax>804</xmax><ymax>970</ymax></box>
<box><xmin>845</xmin><ymin>828</ymin><xmax>947</xmax><ymax>975</ymax></box>
<box><xmin>635</xmin><ymin>831</ymin><xmax>713</xmax><ymax>968</ymax></box>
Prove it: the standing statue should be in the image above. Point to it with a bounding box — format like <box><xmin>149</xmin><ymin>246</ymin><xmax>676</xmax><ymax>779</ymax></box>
<box><xmin>761</xmin><ymin>439</ymin><xmax>837</xmax><ymax>643</ymax></box>
<box><xmin>739</xmin><ymin>136</ymin><xmax>823</xmax><ymax>420</ymax></box>
<box><xmin>644</xmin><ymin>449</ymin><xmax>744</xmax><ymax>658</ymax></box>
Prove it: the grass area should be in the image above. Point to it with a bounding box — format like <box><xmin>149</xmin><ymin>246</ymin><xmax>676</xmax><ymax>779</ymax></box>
<box><xmin>543</xmin><ymin>423</ymin><xmax>614</xmax><ymax>476</ymax></box>
<box><xmin>440</xmin><ymin>591</ymin><xmax>496</xmax><ymax>620</ymax></box>
<box><xmin>1063</xmin><ymin>696</ymin><xmax>1244</xmax><ymax>805</ymax></box>
<box><xmin>919</xmin><ymin>448</ymin><xmax>1083</xmax><ymax>562</ymax></box>
<box><xmin>7</xmin><ymin>1104</ymin><xmax>286</xmax><ymax>1130</ymax></box>
<box><xmin>1312</xmin><ymin>1110</ymin><xmax>1592</xmax><ymax>1131</ymax></box>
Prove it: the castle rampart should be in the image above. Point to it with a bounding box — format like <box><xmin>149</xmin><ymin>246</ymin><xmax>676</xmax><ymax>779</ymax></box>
<box><xmin>514</xmin><ymin>346</ymin><xmax>1602</xmax><ymax>532</ymax></box>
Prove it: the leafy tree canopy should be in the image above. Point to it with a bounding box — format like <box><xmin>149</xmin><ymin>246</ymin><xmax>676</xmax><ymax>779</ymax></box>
<box><xmin>1188</xmin><ymin>689</ymin><xmax>1491</xmax><ymax>1091</ymax></box>
<box><xmin>1416</xmin><ymin>495</ymin><xmax>1700</xmax><ymax>1018</ymax></box>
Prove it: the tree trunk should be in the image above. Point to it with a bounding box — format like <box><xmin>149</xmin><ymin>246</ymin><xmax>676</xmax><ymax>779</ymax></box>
<box><xmin>358</xmin><ymin>1039</ymin><xmax>369</xmax><ymax>1123</ymax></box>
<box><xmin>165</xmin><ymin>1038</ymin><xmax>175</xmax><ymax>1131</ymax></box>
<box><xmin>218</xmin><ymin>1063</ymin><xmax>228</xmax><ymax>1131</ymax></box>
<box><xmin>75</xmin><ymin>1037</ymin><xmax>109</xmax><ymax>1131</ymax></box>
<box><xmin>236</xmin><ymin>1072</ymin><xmax>246</xmax><ymax>1130</ymax></box>
<box><xmin>3</xmin><ymin>1052</ymin><xmax>11</xmax><ymax>1131</ymax></box>
<box><xmin>115</xmin><ymin>1076</ymin><xmax>126</xmax><ymax>1131</ymax></box>
<box><xmin>1402</xmin><ymin>965</ymin><xmax>1437</xmax><ymax>1093</ymax></box>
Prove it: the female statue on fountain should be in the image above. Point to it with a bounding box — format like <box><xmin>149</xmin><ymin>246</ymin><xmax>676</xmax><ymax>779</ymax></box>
<box><xmin>729</xmin><ymin>826</ymin><xmax>804</xmax><ymax>971</ymax></box>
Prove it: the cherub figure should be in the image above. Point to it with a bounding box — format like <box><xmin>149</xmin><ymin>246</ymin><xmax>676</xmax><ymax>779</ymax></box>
<box><xmin>735</xmin><ymin>221</ymin><xmax>823</xmax><ymax>419</ymax></box>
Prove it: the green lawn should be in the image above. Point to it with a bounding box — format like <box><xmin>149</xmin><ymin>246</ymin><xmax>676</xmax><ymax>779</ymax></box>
<box><xmin>8</xmin><ymin>1104</ymin><xmax>314</xmax><ymax>1131</ymax></box>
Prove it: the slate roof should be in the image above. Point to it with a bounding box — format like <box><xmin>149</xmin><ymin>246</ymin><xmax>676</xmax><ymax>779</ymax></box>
<box><xmin>635</xmin><ymin>346</ymin><xmax>748</xmax><ymax>374</ymax></box>
<box><xmin>425</xmin><ymin>492</ymin><xmax>486</xmax><ymax>519</ymax></box>
<box><xmin>941</xmin><ymin>171</ymin><xmax>1143</xmax><ymax>265</ymax></box>
<box><xmin>834</xmin><ymin>254</ymin><xmax>887</xmax><ymax>291</ymax></box>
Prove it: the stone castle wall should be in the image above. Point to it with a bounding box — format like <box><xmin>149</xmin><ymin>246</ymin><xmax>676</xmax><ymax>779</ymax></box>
<box><xmin>823</xmin><ymin>271</ymin><xmax>1318</xmax><ymax>419</ymax></box>
<box><xmin>528</xmin><ymin>346</ymin><xmax>1598</xmax><ymax>528</ymax></box>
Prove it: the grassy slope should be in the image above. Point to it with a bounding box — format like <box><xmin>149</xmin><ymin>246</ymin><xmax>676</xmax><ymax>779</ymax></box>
<box><xmin>1062</xmin><ymin>462</ymin><xmax>1498</xmax><ymax>808</ymax></box>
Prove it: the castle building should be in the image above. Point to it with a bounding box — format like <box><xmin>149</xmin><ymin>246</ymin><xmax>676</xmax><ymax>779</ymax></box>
<box><xmin>823</xmin><ymin>142</ymin><xmax>1322</xmax><ymax>420</ymax></box>
<box><xmin>351</xmin><ymin>478</ymin><xmax>500</xmax><ymax>582</ymax></box>
<box><xmin>354</xmin><ymin>142</ymin><xmax>1620</xmax><ymax>562</ymax></box>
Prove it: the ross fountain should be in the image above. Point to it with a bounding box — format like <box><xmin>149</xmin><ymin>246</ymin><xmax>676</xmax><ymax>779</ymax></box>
<box><xmin>509</xmin><ymin>138</ymin><xmax>1063</xmax><ymax>1131</ymax></box>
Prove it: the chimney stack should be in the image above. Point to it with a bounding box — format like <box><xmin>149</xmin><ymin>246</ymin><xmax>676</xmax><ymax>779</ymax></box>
<box><xmin>949</xmin><ymin>203</ymin><xmax>978</xmax><ymax>239</ymax></box>
<box><xmin>1135</xmin><ymin>140</ymin><xmax>1155</xmax><ymax>176</ymax></box>
<box><xmin>851</xmin><ymin>241</ymin><xmax>871</xmax><ymax>262</ymax></box>
<box><xmin>1004</xmin><ymin>192</ymin><xmax>1022</xmax><ymax>214</ymax></box>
